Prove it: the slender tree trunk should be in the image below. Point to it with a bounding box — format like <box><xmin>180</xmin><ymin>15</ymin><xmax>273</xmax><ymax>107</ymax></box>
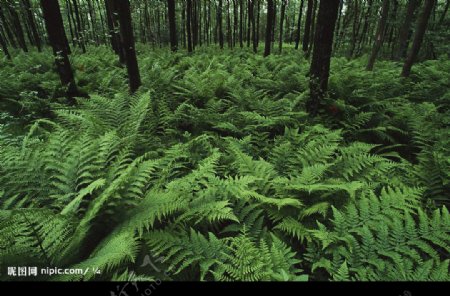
<box><xmin>256</xmin><ymin>0</ymin><xmax>260</xmax><ymax>47</ymax></box>
<box><xmin>402</xmin><ymin>0</ymin><xmax>435</xmax><ymax>77</ymax></box>
<box><xmin>6</xmin><ymin>2</ymin><xmax>28</xmax><ymax>52</ymax></box>
<box><xmin>227</xmin><ymin>0</ymin><xmax>232</xmax><ymax>48</ymax></box>
<box><xmin>113</xmin><ymin>0</ymin><xmax>141</xmax><ymax>93</ymax></box>
<box><xmin>168</xmin><ymin>0</ymin><xmax>177</xmax><ymax>51</ymax></box>
<box><xmin>279</xmin><ymin>0</ymin><xmax>286</xmax><ymax>53</ymax></box>
<box><xmin>295</xmin><ymin>0</ymin><xmax>304</xmax><ymax>50</ymax></box>
<box><xmin>395</xmin><ymin>0</ymin><xmax>419</xmax><ymax>60</ymax></box>
<box><xmin>106</xmin><ymin>0</ymin><xmax>124</xmax><ymax>63</ymax></box>
<box><xmin>0</xmin><ymin>6</ymin><xmax>17</xmax><ymax>48</ymax></box>
<box><xmin>23</xmin><ymin>0</ymin><xmax>42</xmax><ymax>52</ymax></box>
<box><xmin>0</xmin><ymin>29</ymin><xmax>11</xmax><ymax>59</ymax></box>
<box><xmin>233</xmin><ymin>0</ymin><xmax>238</xmax><ymax>47</ymax></box>
<box><xmin>356</xmin><ymin>0</ymin><xmax>374</xmax><ymax>56</ymax></box>
<box><xmin>252</xmin><ymin>0</ymin><xmax>257</xmax><ymax>52</ymax></box>
<box><xmin>302</xmin><ymin>0</ymin><xmax>313</xmax><ymax>53</ymax></box>
<box><xmin>307</xmin><ymin>0</ymin><xmax>340</xmax><ymax>117</ymax></box>
<box><xmin>247</xmin><ymin>0</ymin><xmax>252</xmax><ymax>47</ymax></box>
<box><xmin>366</xmin><ymin>0</ymin><xmax>390</xmax><ymax>71</ymax></box>
<box><xmin>218</xmin><ymin>0</ymin><xmax>224</xmax><ymax>49</ymax></box>
<box><xmin>306</xmin><ymin>0</ymin><xmax>317</xmax><ymax>58</ymax></box>
<box><xmin>40</xmin><ymin>0</ymin><xmax>79</xmax><ymax>103</ymax></box>
<box><xmin>239</xmin><ymin>0</ymin><xmax>244</xmax><ymax>47</ymax></box>
<box><xmin>72</xmin><ymin>0</ymin><xmax>86</xmax><ymax>52</ymax></box>
<box><xmin>438</xmin><ymin>0</ymin><xmax>449</xmax><ymax>25</ymax></box>
<box><xmin>264</xmin><ymin>0</ymin><xmax>274</xmax><ymax>57</ymax></box>
<box><xmin>187</xmin><ymin>0</ymin><xmax>193</xmax><ymax>52</ymax></box>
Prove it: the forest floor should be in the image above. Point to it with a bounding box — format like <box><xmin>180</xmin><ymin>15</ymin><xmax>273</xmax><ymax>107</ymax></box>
<box><xmin>0</xmin><ymin>46</ymin><xmax>449</xmax><ymax>281</ymax></box>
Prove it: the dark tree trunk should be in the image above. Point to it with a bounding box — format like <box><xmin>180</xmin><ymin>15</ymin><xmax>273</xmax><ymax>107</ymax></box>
<box><xmin>256</xmin><ymin>0</ymin><xmax>260</xmax><ymax>46</ymax></box>
<box><xmin>23</xmin><ymin>0</ymin><xmax>42</xmax><ymax>52</ymax></box>
<box><xmin>239</xmin><ymin>0</ymin><xmax>244</xmax><ymax>47</ymax></box>
<box><xmin>366</xmin><ymin>0</ymin><xmax>390</xmax><ymax>71</ymax></box>
<box><xmin>347</xmin><ymin>0</ymin><xmax>360</xmax><ymax>58</ymax></box>
<box><xmin>252</xmin><ymin>0</ymin><xmax>257</xmax><ymax>52</ymax></box>
<box><xmin>105</xmin><ymin>0</ymin><xmax>124</xmax><ymax>63</ymax></box>
<box><xmin>247</xmin><ymin>0</ymin><xmax>252</xmax><ymax>47</ymax></box>
<box><xmin>233</xmin><ymin>0</ymin><xmax>238</xmax><ymax>47</ymax></box>
<box><xmin>187</xmin><ymin>0</ymin><xmax>193</xmax><ymax>52</ymax></box>
<box><xmin>294</xmin><ymin>0</ymin><xmax>304</xmax><ymax>50</ymax></box>
<box><xmin>114</xmin><ymin>0</ymin><xmax>141</xmax><ymax>93</ymax></box>
<box><xmin>395</xmin><ymin>0</ymin><xmax>419</xmax><ymax>60</ymax></box>
<box><xmin>402</xmin><ymin>0</ymin><xmax>435</xmax><ymax>77</ymax></box>
<box><xmin>264</xmin><ymin>0</ymin><xmax>274</xmax><ymax>57</ymax></box>
<box><xmin>227</xmin><ymin>0</ymin><xmax>232</xmax><ymax>48</ymax></box>
<box><xmin>6</xmin><ymin>2</ymin><xmax>28</xmax><ymax>52</ymax></box>
<box><xmin>302</xmin><ymin>0</ymin><xmax>313</xmax><ymax>53</ymax></box>
<box><xmin>279</xmin><ymin>0</ymin><xmax>286</xmax><ymax>53</ymax></box>
<box><xmin>438</xmin><ymin>0</ymin><xmax>449</xmax><ymax>25</ymax></box>
<box><xmin>356</xmin><ymin>0</ymin><xmax>374</xmax><ymax>56</ymax></box>
<box><xmin>218</xmin><ymin>0</ymin><xmax>224</xmax><ymax>49</ymax></box>
<box><xmin>168</xmin><ymin>0</ymin><xmax>177</xmax><ymax>51</ymax></box>
<box><xmin>0</xmin><ymin>29</ymin><xmax>11</xmax><ymax>59</ymax></box>
<box><xmin>40</xmin><ymin>0</ymin><xmax>78</xmax><ymax>103</ymax></box>
<box><xmin>72</xmin><ymin>0</ymin><xmax>86</xmax><ymax>53</ymax></box>
<box><xmin>0</xmin><ymin>6</ymin><xmax>17</xmax><ymax>48</ymax></box>
<box><xmin>307</xmin><ymin>0</ymin><xmax>340</xmax><ymax>117</ymax></box>
<box><xmin>306</xmin><ymin>0</ymin><xmax>317</xmax><ymax>58</ymax></box>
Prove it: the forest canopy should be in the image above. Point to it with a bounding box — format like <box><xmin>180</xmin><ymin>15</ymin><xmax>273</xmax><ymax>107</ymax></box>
<box><xmin>0</xmin><ymin>0</ymin><xmax>449</xmax><ymax>283</ymax></box>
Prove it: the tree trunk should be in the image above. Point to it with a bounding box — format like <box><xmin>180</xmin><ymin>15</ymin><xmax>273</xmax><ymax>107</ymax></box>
<box><xmin>218</xmin><ymin>0</ymin><xmax>224</xmax><ymax>49</ymax></box>
<box><xmin>366</xmin><ymin>0</ymin><xmax>390</xmax><ymax>71</ymax></box>
<box><xmin>168</xmin><ymin>0</ymin><xmax>177</xmax><ymax>51</ymax></box>
<box><xmin>401</xmin><ymin>0</ymin><xmax>435</xmax><ymax>77</ymax></box>
<box><xmin>395</xmin><ymin>0</ymin><xmax>419</xmax><ymax>60</ymax></box>
<box><xmin>187</xmin><ymin>0</ymin><xmax>193</xmax><ymax>52</ymax></box>
<box><xmin>264</xmin><ymin>0</ymin><xmax>274</xmax><ymax>57</ymax></box>
<box><xmin>71</xmin><ymin>0</ymin><xmax>86</xmax><ymax>53</ymax></box>
<box><xmin>113</xmin><ymin>0</ymin><xmax>141</xmax><ymax>93</ymax></box>
<box><xmin>307</xmin><ymin>0</ymin><xmax>340</xmax><ymax>117</ymax></box>
<box><xmin>0</xmin><ymin>6</ymin><xmax>17</xmax><ymax>48</ymax></box>
<box><xmin>0</xmin><ymin>29</ymin><xmax>11</xmax><ymax>59</ymax></box>
<box><xmin>302</xmin><ymin>0</ymin><xmax>313</xmax><ymax>53</ymax></box>
<box><xmin>40</xmin><ymin>0</ymin><xmax>78</xmax><ymax>103</ymax></box>
<box><xmin>239</xmin><ymin>0</ymin><xmax>244</xmax><ymax>47</ymax></box>
<box><xmin>278</xmin><ymin>0</ymin><xmax>286</xmax><ymax>53</ymax></box>
<box><xmin>294</xmin><ymin>0</ymin><xmax>304</xmax><ymax>50</ymax></box>
<box><xmin>23</xmin><ymin>0</ymin><xmax>42</xmax><ymax>52</ymax></box>
<box><xmin>6</xmin><ymin>2</ymin><xmax>28</xmax><ymax>52</ymax></box>
<box><xmin>356</xmin><ymin>0</ymin><xmax>374</xmax><ymax>56</ymax></box>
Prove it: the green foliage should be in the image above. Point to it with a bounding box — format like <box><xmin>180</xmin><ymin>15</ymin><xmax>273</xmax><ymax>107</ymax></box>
<box><xmin>0</xmin><ymin>48</ymin><xmax>449</xmax><ymax>281</ymax></box>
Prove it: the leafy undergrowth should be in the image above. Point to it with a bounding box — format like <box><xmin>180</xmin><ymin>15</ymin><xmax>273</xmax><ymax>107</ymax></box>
<box><xmin>0</xmin><ymin>47</ymin><xmax>449</xmax><ymax>281</ymax></box>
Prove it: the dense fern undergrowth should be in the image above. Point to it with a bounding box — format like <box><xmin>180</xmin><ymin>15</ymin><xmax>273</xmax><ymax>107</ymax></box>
<box><xmin>0</xmin><ymin>46</ymin><xmax>449</xmax><ymax>281</ymax></box>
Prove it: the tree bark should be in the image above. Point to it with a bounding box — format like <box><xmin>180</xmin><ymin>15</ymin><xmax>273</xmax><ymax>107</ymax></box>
<box><xmin>40</xmin><ymin>0</ymin><xmax>78</xmax><ymax>103</ymax></box>
<box><xmin>23</xmin><ymin>0</ymin><xmax>42</xmax><ymax>52</ymax></box>
<box><xmin>401</xmin><ymin>0</ymin><xmax>435</xmax><ymax>77</ymax></box>
<box><xmin>6</xmin><ymin>1</ymin><xmax>28</xmax><ymax>52</ymax></box>
<box><xmin>264</xmin><ymin>0</ymin><xmax>274</xmax><ymax>57</ymax></box>
<box><xmin>113</xmin><ymin>0</ymin><xmax>141</xmax><ymax>93</ymax></box>
<box><xmin>302</xmin><ymin>0</ymin><xmax>314</xmax><ymax>53</ymax></box>
<box><xmin>168</xmin><ymin>0</ymin><xmax>177</xmax><ymax>51</ymax></box>
<box><xmin>187</xmin><ymin>0</ymin><xmax>193</xmax><ymax>52</ymax></box>
<box><xmin>307</xmin><ymin>0</ymin><xmax>340</xmax><ymax>117</ymax></box>
<box><xmin>294</xmin><ymin>0</ymin><xmax>304</xmax><ymax>50</ymax></box>
<box><xmin>0</xmin><ymin>29</ymin><xmax>11</xmax><ymax>59</ymax></box>
<box><xmin>278</xmin><ymin>0</ymin><xmax>286</xmax><ymax>53</ymax></box>
<box><xmin>0</xmin><ymin>6</ymin><xmax>17</xmax><ymax>48</ymax></box>
<box><xmin>71</xmin><ymin>0</ymin><xmax>86</xmax><ymax>52</ymax></box>
<box><xmin>366</xmin><ymin>0</ymin><xmax>390</xmax><ymax>71</ymax></box>
<box><xmin>395</xmin><ymin>0</ymin><xmax>419</xmax><ymax>60</ymax></box>
<box><xmin>218</xmin><ymin>0</ymin><xmax>224</xmax><ymax>49</ymax></box>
